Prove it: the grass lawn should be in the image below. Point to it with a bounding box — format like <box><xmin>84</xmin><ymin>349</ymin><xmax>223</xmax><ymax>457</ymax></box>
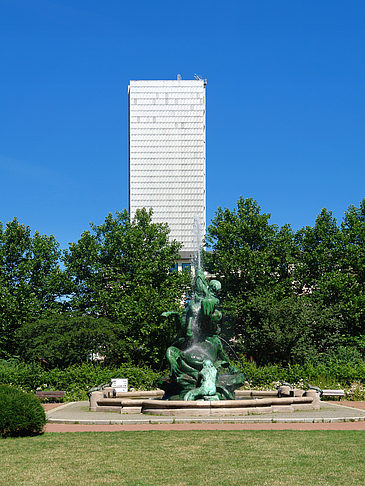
<box><xmin>1</xmin><ymin>430</ymin><xmax>364</xmax><ymax>485</ymax></box>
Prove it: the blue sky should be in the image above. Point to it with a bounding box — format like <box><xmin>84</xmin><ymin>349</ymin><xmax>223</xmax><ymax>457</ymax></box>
<box><xmin>1</xmin><ymin>0</ymin><xmax>364</xmax><ymax>249</ymax></box>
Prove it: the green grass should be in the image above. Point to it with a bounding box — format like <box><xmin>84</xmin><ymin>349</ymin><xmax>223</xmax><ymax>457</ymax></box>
<box><xmin>1</xmin><ymin>431</ymin><xmax>364</xmax><ymax>485</ymax></box>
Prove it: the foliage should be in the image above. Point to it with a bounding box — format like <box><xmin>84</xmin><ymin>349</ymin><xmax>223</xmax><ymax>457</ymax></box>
<box><xmin>63</xmin><ymin>209</ymin><xmax>190</xmax><ymax>367</ymax></box>
<box><xmin>0</xmin><ymin>361</ymin><xmax>163</xmax><ymax>401</ymax></box>
<box><xmin>293</xmin><ymin>204</ymin><xmax>365</xmax><ymax>338</ymax></box>
<box><xmin>238</xmin><ymin>293</ymin><xmax>344</xmax><ymax>365</ymax></box>
<box><xmin>237</xmin><ymin>349</ymin><xmax>365</xmax><ymax>389</ymax></box>
<box><xmin>206</xmin><ymin>197</ymin><xmax>365</xmax><ymax>365</ymax></box>
<box><xmin>1</xmin><ymin>199</ymin><xmax>364</xmax><ymax>372</ymax></box>
<box><xmin>0</xmin><ymin>384</ymin><xmax>46</xmax><ymax>438</ymax></box>
<box><xmin>205</xmin><ymin>198</ymin><xmax>297</xmax><ymax>362</ymax></box>
<box><xmin>339</xmin><ymin>200</ymin><xmax>365</xmax><ymax>336</ymax></box>
<box><xmin>18</xmin><ymin>316</ymin><xmax>123</xmax><ymax>368</ymax></box>
<box><xmin>294</xmin><ymin>208</ymin><xmax>342</xmax><ymax>290</ymax></box>
<box><xmin>0</xmin><ymin>218</ymin><xmax>70</xmax><ymax>358</ymax></box>
<box><xmin>340</xmin><ymin>334</ymin><xmax>365</xmax><ymax>357</ymax></box>
<box><xmin>206</xmin><ymin>197</ymin><xmax>295</xmax><ymax>295</ymax></box>
<box><xmin>345</xmin><ymin>383</ymin><xmax>365</xmax><ymax>401</ymax></box>
<box><xmin>1</xmin><ymin>355</ymin><xmax>363</xmax><ymax>401</ymax></box>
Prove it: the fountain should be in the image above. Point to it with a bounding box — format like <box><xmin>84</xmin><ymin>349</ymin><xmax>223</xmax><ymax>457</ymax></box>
<box><xmin>155</xmin><ymin>215</ymin><xmax>244</xmax><ymax>400</ymax></box>
<box><xmin>157</xmin><ymin>268</ymin><xmax>244</xmax><ymax>401</ymax></box>
<box><xmin>141</xmin><ymin>268</ymin><xmax>320</xmax><ymax>416</ymax></box>
<box><xmin>89</xmin><ymin>219</ymin><xmax>321</xmax><ymax>416</ymax></box>
<box><xmin>89</xmin><ymin>267</ymin><xmax>320</xmax><ymax>415</ymax></box>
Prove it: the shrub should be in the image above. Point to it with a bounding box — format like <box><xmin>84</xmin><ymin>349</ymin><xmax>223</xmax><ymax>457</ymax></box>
<box><xmin>345</xmin><ymin>383</ymin><xmax>365</xmax><ymax>401</ymax></box>
<box><xmin>1</xmin><ymin>357</ymin><xmax>363</xmax><ymax>401</ymax></box>
<box><xmin>41</xmin><ymin>363</ymin><xmax>163</xmax><ymax>400</ymax></box>
<box><xmin>0</xmin><ymin>361</ymin><xmax>163</xmax><ymax>401</ymax></box>
<box><xmin>18</xmin><ymin>316</ymin><xmax>122</xmax><ymax>368</ymax></box>
<box><xmin>236</xmin><ymin>355</ymin><xmax>365</xmax><ymax>390</ymax></box>
<box><xmin>0</xmin><ymin>385</ymin><xmax>46</xmax><ymax>438</ymax></box>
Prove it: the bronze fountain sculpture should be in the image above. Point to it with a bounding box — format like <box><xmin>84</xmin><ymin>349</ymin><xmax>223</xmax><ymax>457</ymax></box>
<box><xmin>158</xmin><ymin>268</ymin><xmax>244</xmax><ymax>401</ymax></box>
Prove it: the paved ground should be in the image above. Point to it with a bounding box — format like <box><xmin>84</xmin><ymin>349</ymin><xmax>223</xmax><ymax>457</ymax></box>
<box><xmin>42</xmin><ymin>403</ymin><xmax>63</xmax><ymax>411</ymax></box>
<box><xmin>44</xmin><ymin>401</ymin><xmax>365</xmax><ymax>432</ymax></box>
<box><xmin>333</xmin><ymin>400</ymin><xmax>365</xmax><ymax>410</ymax></box>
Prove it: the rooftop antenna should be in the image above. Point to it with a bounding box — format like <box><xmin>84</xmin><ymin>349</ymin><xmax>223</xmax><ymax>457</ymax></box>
<box><xmin>194</xmin><ymin>73</ymin><xmax>207</xmax><ymax>86</ymax></box>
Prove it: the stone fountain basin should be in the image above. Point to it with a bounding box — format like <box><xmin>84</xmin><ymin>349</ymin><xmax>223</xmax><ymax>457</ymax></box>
<box><xmin>89</xmin><ymin>389</ymin><xmax>320</xmax><ymax>415</ymax></box>
<box><xmin>141</xmin><ymin>395</ymin><xmax>320</xmax><ymax>416</ymax></box>
<box><xmin>89</xmin><ymin>390</ymin><xmax>164</xmax><ymax>412</ymax></box>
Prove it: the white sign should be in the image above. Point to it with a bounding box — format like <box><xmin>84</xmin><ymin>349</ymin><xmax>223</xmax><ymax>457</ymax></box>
<box><xmin>111</xmin><ymin>378</ymin><xmax>128</xmax><ymax>393</ymax></box>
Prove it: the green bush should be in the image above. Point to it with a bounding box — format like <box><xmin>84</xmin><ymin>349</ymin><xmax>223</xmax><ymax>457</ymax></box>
<box><xmin>0</xmin><ymin>361</ymin><xmax>163</xmax><ymax>401</ymax></box>
<box><xmin>345</xmin><ymin>383</ymin><xmax>365</xmax><ymax>401</ymax></box>
<box><xmin>0</xmin><ymin>385</ymin><xmax>46</xmax><ymax>438</ymax></box>
<box><xmin>18</xmin><ymin>316</ymin><xmax>123</xmax><ymax>368</ymax></box>
<box><xmin>41</xmin><ymin>363</ymin><xmax>163</xmax><ymax>400</ymax></box>
<box><xmin>0</xmin><ymin>360</ymin><xmax>44</xmax><ymax>390</ymax></box>
<box><xmin>237</xmin><ymin>354</ymin><xmax>365</xmax><ymax>390</ymax></box>
<box><xmin>0</xmin><ymin>356</ymin><xmax>363</xmax><ymax>401</ymax></box>
<box><xmin>231</xmin><ymin>294</ymin><xmax>344</xmax><ymax>366</ymax></box>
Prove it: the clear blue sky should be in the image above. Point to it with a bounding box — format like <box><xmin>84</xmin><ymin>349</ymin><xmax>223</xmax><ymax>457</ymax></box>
<box><xmin>1</xmin><ymin>0</ymin><xmax>364</xmax><ymax>249</ymax></box>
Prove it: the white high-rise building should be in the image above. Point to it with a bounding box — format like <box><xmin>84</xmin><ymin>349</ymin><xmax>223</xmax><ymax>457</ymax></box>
<box><xmin>128</xmin><ymin>77</ymin><xmax>206</xmax><ymax>264</ymax></box>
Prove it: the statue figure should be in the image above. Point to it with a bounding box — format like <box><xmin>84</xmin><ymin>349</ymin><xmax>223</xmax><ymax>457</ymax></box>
<box><xmin>158</xmin><ymin>269</ymin><xmax>244</xmax><ymax>400</ymax></box>
<box><xmin>184</xmin><ymin>360</ymin><xmax>218</xmax><ymax>401</ymax></box>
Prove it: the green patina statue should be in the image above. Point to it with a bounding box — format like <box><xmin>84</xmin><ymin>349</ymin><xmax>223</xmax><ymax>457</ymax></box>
<box><xmin>158</xmin><ymin>269</ymin><xmax>244</xmax><ymax>400</ymax></box>
<box><xmin>184</xmin><ymin>359</ymin><xmax>219</xmax><ymax>401</ymax></box>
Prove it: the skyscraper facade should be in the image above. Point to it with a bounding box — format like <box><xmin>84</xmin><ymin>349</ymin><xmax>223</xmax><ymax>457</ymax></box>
<box><xmin>128</xmin><ymin>78</ymin><xmax>206</xmax><ymax>263</ymax></box>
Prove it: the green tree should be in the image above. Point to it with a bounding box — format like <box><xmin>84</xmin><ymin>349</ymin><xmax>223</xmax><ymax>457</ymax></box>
<box><xmin>294</xmin><ymin>208</ymin><xmax>342</xmax><ymax>292</ymax></box>
<box><xmin>205</xmin><ymin>197</ymin><xmax>297</xmax><ymax>361</ymax></box>
<box><xmin>0</xmin><ymin>218</ymin><xmax>68</xmax><ymax>358</ymax></box>
<box><xmin>64</xmin><ymin>209</ymin><xmax>190</xmax><ymax>367</ymax></box>
<box><xmin>340</xmin><ymin>199</ymin><xmax>365</xmax><ymax>336</ymax></box>
<box><xmin>19</xmin><ymin>316</ymin><xmax>122</xmax><ymax>368</ymax></box>
<box><xmin>241</xmin><ymin>292</ymin><xmax>342</xmax><ymax>365</ymax></box>
<box><xmin>206</xmin><ymin>197</ymin><xmax>295</xmax><ymax>293</ymax></box>
<box><xmin>294</xmin><ymin>204</ymin><xmax>365</xmax><ymax>343</ymax></box>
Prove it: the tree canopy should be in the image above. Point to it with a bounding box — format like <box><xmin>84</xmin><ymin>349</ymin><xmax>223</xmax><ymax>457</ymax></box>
<box><xmin>0</xmin><ymin>218</ymin><xmax>69</xmax><ymax>358</ymax></box>
<box><xmin>1</xmin><ymin>200</ymin><xmax>364</xmax><ymax>369</ymax></box>
<box><xmin>205</xmin><ymin>197</ymin><xmax>365</xmax><ymax>365</ymax></box>
<box><xmin>63</xmin><ymin>208</ymin><xmax>190</xmax><ymax>367</ymax></box>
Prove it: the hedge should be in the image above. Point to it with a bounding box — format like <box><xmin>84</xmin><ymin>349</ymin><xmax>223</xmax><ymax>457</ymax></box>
<box><xmin>0</xmin><ymin>355</ymin><xmax>364</xmax><ymax>401</ymax></box>
<box><xmin>0</xmin><ymin>385</ymin><xmax>46</xmax><ymax>438</ymax></box>
<box><xmin>0</xmin><ymin>361</ymin><xmax>162</xmax><ymax>401</ymax></box>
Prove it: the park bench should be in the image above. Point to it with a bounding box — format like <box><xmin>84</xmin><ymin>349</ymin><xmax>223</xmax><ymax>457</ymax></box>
<box><xmin>321</xmin><ymin>389</ymin><xmax>345</xmax><ymax>400</ymax></box>
<box><xmin>35</xmin><ymin>390</ymin><xmax>65</xmax><ymax>403</ymax></box>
